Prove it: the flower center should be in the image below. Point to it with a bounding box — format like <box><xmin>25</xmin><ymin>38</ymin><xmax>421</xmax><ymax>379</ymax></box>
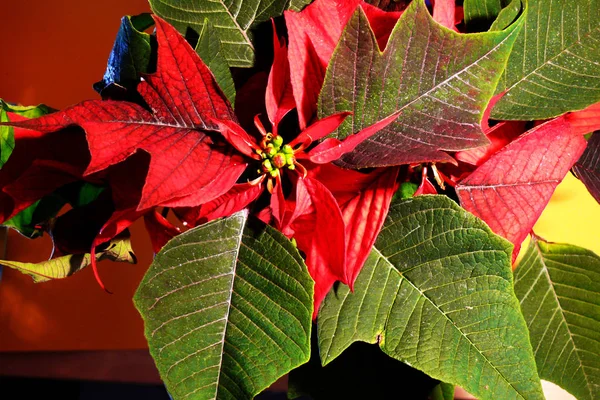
<box><xmin>256</xmin><ymin>133</ymin><xmax>296</xmax><ymax>177</ymax></box>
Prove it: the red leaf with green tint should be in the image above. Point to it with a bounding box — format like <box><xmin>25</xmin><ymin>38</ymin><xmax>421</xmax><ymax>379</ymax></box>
<box><xmin>456</xmin><ymin>117</ymin><xmax>587</xmax><ymax>255</ymax></box>
<box><xmin>318</xmin><ymin>0</ymin><xmax>524</xmax><ymax>168</ymax></box>
<box><xmin>285</xmin><ymin>0</ymin><xmax>401</xmax><ymax>129</ymax></box>
<box><xmin>7</xmin><ymin>16</ymin><xmax>246</xmax><ymax>210</ymax></box>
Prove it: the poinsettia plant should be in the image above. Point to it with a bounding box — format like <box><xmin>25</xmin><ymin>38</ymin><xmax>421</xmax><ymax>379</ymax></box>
<box><xmin>1</xmin><ymin>0</ymin><xmax>600</xmax><ymax>398</ymax></box>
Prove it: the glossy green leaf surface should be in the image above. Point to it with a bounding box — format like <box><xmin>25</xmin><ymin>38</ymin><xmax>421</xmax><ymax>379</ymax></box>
<box><xmin>492</xmin><ymin>0</ymin><xmax>600</xmax><ymax>120</ymax></box>
<box><xmin>134</xmin><ymin>212</ymin><xmax>313</xmax><ymax>400</ymax></box>
<box><xmin>318</xmin><ymin>195</ymin><xmax>543</xmax><ymax>400</ymax></box>
<box><xmin>149</xmin><ymin>0</ymin><xmax>300</xmax><ymax>67</ymax></box>
<box><xmin>317</xmin><ymin>0</ymin><xmax>523</xmax><ymax>168</ymax></box>
<box><xmin>0</xmin><ymin>236</ymin><xmax>135</xmax><ymax>282</ymax></box>
<box><xmin>514</xmin><ymin>236</ymin><xmax>600</xmax><ymax>400</ymax></box>
<box><xmin>196</xmin><ymin>20</ymin><xmax>236</xmax><ymax>105</ymax></box>
<box><xmin>0</xmin><ymin>100</ymin><xmax>53</xmax><ymax>167</ymax></box>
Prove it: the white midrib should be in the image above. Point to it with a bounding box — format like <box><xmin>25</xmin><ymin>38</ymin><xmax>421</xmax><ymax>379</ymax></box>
<box><xmin>536</xmin><ymin>243</ymin><xmax>595</xmax><ymax>400</ymax></box>
<box><xmin>373</xmin><ymin>247</ymin><xmax>530</xmax><ymax>400</ymax></box>
<box><xmin>213</xmin><ymin>212</ymin><xmax>247</xmax><ymax>400</ymax></box>
<box><xmin>502</xmin><ymin>25</ymin><xmax>600</xmax><ymax>95</ymax></box>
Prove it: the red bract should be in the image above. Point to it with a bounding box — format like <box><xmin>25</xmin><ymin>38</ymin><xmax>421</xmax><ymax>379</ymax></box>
<box><xmin>456</xmin><ymin>116</ymin><xmax>587</xmax><ymax>259</ymax></box>
<box><xmin>0</xmin><ymin>114</ymin><xmax>90</xmax><ymax>221</ymax></box>
<box><xmin>455</xmin><ymin>121</ymin><xmax>526</xmax><ymax>166</ymax></box>
<box><xmin>285</xmin><ymin>0</ymin><xmax>401</xmax><ymax>129</ymax></box>
<box><xmin>308</xmin><ymin>164</ymin><xmax>400</xmax><ymax>290</ymax></box>
<box><xmin>565</xmin><ymin>101</ymin><xmax>600</xmax><ymax>135</ymax></box>
<box><xmin>209</xmin><ymin>26</ymin><xmax>400</xmax><ymax>315</ymax></box>
<box><xmin>144</xmin><ymin>210</ymin><xmax>181</xmax><ymax>254</ymax></box>
<box><xmin>174</xmin><ymin>181</ymin><xmax>265</xmax><ymax>226</ymax></box>
<box><xmin>6</xmin><ymin>16</ymin><xmax>246</xmax><ymax>211</ymax></box>
<box><xmin>432</xmin><ymin>0</ymin><xmax>457</xmax><ymax>30</ymax></box>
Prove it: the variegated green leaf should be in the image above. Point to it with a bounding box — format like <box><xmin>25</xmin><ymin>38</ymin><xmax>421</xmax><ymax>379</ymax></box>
<box><xmin>318</xmin><ymin>195</ymin><xmax>543</xmax><ymax>400</ymax></box>
<box><xmin>134</xmin><ymin>212</ymin><xmax>313</xmax><ymax>400</ymax></box>
<box><xmin>514</xmin><ymin>236</ymin><xmax>600</xmax><ymax>400</ymax></box>
<box><xmin>492</xmin><ymin>0</ymin><xmax>600</xmax><ymax>120</ymax></box>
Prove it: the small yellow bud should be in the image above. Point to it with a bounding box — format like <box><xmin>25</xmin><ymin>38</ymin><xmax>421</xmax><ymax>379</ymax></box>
<box><xmin>266</xmin><ymin>144</ymin><xmax>277</xmax><ymax>156</ymax></box>
<box><xmin>273</xmin><ymin>135</ymin><xmax>283</xmax><ymax>148</ymax></box>
<box><xmin>262</xmin><ymin>159</ymin><xmax>273</xmax><ymax>172</ymax></box>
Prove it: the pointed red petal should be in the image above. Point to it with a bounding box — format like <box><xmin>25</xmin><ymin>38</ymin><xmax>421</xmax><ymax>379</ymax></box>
<box><xmin>306</xmin><ymin>110</ymin><xmax>400</xmax><ymax>164</ymax></box>
<box><xmin>339</xmin><ymin>168</ymin><xmax>398</xmax><ymax>288</ymax></box>
<box><xmin>175</xmin><ymin>180</ymin><xmax>264</xmax><ymax>226</ymax></box>
<box><xmin>144</xmin><ymin>210</ymin><xmax>181</xmax><ymax>253</ymax></box>
<box><xmin>274</xmin><ymin>173</ymin><xmax>313</xmax><ymax>237</ymax></box>
<box><xmin>415</xmin><ymin>174</ymin><xmax>438</xmax><ymax>196</ymax></box>
<box><xmin>209</xmin><ymin>118</ymin><xmax>261</xmax><ymax>159</ymax></box>
<box><xmin>456</xmin><ymin>117</ymin><xmax>587</xmax><ymax>256</ymax></box>
<box><xmin>290</xmin><ymin>112</ymin><xmax>351</xmax><ymax>148</ymax></box>
<box><xmin>565</xmin><ymin>101</ymin><xmax>600</xmax><ymax>135</ymax></box>
<box><xmin>455</xmin><ymin>121</ymin><xmax>526</xmax><ymax>166</ymax></box>
<box><xmin>310</xmin><ymin>164</ymin><xmax>399</xmax><ymax>289</ymax></box>
<box><xmin>270</xmin><ymin>175</ymin><xmax>286</xmax><ymax>227</ymax></box>
<box><xmin>265</xmin><ymin>21</ymin><xmax>296</xmax><ymax>130</ymax></box>
<box><xmin>290</xmin><ymin>177</ymin><xmax>346</xmax><ymax>318</ymax></box>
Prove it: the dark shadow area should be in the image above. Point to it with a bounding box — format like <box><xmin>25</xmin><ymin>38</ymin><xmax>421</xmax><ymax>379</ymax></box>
<box><xmin>0</xmin><ymin>377</ymin><xmax>289</xmax><ymax>399</ymax></box>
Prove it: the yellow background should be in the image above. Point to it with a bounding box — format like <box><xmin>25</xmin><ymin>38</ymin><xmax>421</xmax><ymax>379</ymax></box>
<box><xmin>529</xmin><ymin>173</ymin><xmax>600</xmax><ymax>256</ymax></box>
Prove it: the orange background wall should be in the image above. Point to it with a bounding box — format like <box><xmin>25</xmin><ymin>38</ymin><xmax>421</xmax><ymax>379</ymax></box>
<box><xmin>0</xmin><ymin>1</ymin><xmax>599</xmax><ymax>353</ymax></box>
<box><xmin>0</xmin><ymin>0</ymin><xmax>152</xmax><ymax>351</ymax></box>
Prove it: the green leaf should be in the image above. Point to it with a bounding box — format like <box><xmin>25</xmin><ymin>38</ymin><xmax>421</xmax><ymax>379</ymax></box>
<box><xmin>3</xmin><ymin>195</ymin><xmax>64</xmax><ymax>239</ymax></box>
<box><xmin>0</xmin><ymin>100</ymin><xmax>53</xmax><ymax>167</ymax></box>
<box><xmin>514</xmin><ymin>236</ymin><xmax>600</xmax><ymax>400</ymax></box>
<box><xmin>68</xmin><ymin>183</ymin><xmax>105</xmax><ymax>208</ymax></box>
<box><xmin>318</xmin><ymin>195</ymin><xmax>543</xmax><ymax>400</ymax></box>
<box><xmin>463</xmin><ymin>0</ymin><xmax>512</xmax><ymax>31</ymax></box>
<box><xmin>0</xmin><ymin>236</ymin><xmax>135</xmax><ymax>283</ymax></box>
<box><xmin>492</xmin><ymin>0</ymin><xmax>600</xmax><ymax>120</ymax></box>
<box><xmin>289</xmin><ymin>0</ymin><xmax>311</xmax><ymax>12</ymax></box>
<box><xmin>2</xmin><ymin>182</ymin><xmax>105</xmax><ymax>239</ymax></box>
<box><xmin>134</xmin><ymin>212</ymin><xmax>313</xmax><ymax>400</ymax></box>
<box><xmin>430</xmin><ymin>382</ymin><xmax>455</xmax><ymax>400</ymax></box>
<box><xmin>95</xmin><ymin>14</ymin><xmax>154</xmax><ymax>93</ymax></box>
<box><xmin>196</xmin><ymin>20</ymin><xmax>236</xmax><ymax>105</ymax></box>
<box><xmin>149</xmin><ymin>0</ymin><xmax>297</xmax><ymax>68</ymax></box>
<box><xmin>317</xmin><ymin>0</ymin><xmax>524</xmax><ymax>168</ymax></box>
